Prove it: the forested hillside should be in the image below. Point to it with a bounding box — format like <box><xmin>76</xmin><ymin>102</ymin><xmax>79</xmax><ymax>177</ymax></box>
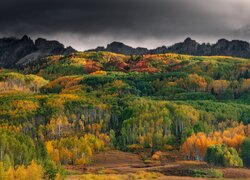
<box><xmin>1</xmin><ymin>51</ymin><xmax>250</xmax><ymax>179</ymax></box>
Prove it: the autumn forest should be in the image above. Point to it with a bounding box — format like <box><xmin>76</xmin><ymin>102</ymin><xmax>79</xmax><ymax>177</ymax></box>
<box><xmin>1</xmin><ymin>52</ymin><xmax>250</xmax><ymax>179</ymax></box>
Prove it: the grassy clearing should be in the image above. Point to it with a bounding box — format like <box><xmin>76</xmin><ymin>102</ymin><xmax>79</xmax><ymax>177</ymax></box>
<box><xmin>66</xmin><ymin>171</ymin><xmax>163</xmax><ymax>180</ymax></box>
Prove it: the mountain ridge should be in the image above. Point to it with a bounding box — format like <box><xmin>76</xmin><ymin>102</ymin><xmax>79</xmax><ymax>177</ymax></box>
<box><xmin>87</xmin><ymin>37</ymin><xmax>250</xmax><ymax>58</ymax></box>
<box><xmin>1</xmin><ymin>35</ymin><xmax>250</xmax><ymax>68</ymax></box>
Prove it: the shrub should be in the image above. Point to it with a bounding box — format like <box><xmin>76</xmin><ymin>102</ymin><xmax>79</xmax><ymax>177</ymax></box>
<box><xmin>127</xmin><ymin>144</ymin><xmax>144</xmax><ymax>151</ymax></box>
<box><xmin>152</xmin><ymin>151</ymin><xmax>164</xmax><ymax>160</ymax></box>
<box><xmin>188</xmin><ymin>169</ymin><xmax>223</xmax><ymax>178</ymax></box>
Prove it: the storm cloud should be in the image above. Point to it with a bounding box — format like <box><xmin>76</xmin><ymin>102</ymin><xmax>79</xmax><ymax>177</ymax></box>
<box><xmin>1</xmin><ymin>0</ymin><xmax>250</xmax><ymax>50</ymax></box>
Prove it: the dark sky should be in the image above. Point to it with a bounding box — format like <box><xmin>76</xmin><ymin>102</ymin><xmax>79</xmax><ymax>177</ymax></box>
<box><xmin>1</xmin><ymin>0</ymin><xmax>250</xmax><ymax>50</ymax></box>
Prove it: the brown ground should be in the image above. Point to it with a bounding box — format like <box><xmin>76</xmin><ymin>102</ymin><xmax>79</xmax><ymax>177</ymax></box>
<box><xmin>222</xmin><ymin>168</ymin><xmax>250</xmax><ymax>179</ymax></box>
<box><xmin>158</xmin><ymin>176</ymin><xmax>205</xmax><ymax>180</ymax></box>
<box><xmin>65</xmin><ymin>150</ymin><xmax>250</xmax><ymax>180</ymax></box>
<box><xmin>65</xmin><ymin>150</ymin><xmax>147</xmax><ymax>174</ymax></box>
<box><xmin>91</xmin><ymin>150</ymin><xmax>145</xmax><ymax>169</ymax></box>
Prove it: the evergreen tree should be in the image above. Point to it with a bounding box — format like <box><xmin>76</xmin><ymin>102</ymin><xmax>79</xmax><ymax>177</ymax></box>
<box><xmin>241</xmin><ymin>138</ymin><xmax>250</xmax><ymax>167</ymax></box>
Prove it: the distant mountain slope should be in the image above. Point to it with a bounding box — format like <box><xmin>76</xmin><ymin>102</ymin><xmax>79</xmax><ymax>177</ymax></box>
<box><xmin>87</xmin><ymin>38</ymin><xmax>250</xmax><ymax>58</ymax></box>
<box><xmin>2</xmin><ymin>35</ymin><xmax>250</xmax><ymax>68</ymax></box>
<box><xmin>0</xmin><ymin>35</ymin><xmax>76</xmax><ymax>68</ymax></box>
<box><xmin>19</xmin><ymin>51</ymin><xmax>250</xmax><ymax>82</ymax></box>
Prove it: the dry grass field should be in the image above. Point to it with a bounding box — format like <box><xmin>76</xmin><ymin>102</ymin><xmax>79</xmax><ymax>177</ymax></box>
<box><xmin>65</xmin><ymin>150</ymin><xmax>250</xmax><ymax>180</ymax></box>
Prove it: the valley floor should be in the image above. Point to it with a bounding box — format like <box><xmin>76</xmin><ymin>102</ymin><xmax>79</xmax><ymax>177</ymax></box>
<box><xmin>65</xmin><ymin>150</ymin><xmax>250</xmax><ymax>180</ymax></box>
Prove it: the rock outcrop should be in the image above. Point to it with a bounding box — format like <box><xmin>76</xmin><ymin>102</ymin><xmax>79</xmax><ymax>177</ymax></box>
<box><xmin>0</xmin><ymin>35</ymin><xmax>76</xmax><ymax>68</ymax></box>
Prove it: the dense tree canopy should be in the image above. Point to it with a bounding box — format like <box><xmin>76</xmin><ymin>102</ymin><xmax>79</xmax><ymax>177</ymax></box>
<box><xmin>205</xmin><ymin>145</ymin><xmax>243</xmax><ymax>167</ymax></box>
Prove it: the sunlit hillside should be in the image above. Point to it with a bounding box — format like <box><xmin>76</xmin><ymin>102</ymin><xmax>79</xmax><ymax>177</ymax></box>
<box><xmin>1</xmin><ymin>52</ymin><xmax>250</xmax><ymax>179</ymax></box>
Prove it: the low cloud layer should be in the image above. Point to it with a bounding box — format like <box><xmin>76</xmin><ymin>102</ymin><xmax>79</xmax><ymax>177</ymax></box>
<box><xmin>1</xmin><ymin>0</ymin><xmax>250</xmax><ymax>50</ymax></box>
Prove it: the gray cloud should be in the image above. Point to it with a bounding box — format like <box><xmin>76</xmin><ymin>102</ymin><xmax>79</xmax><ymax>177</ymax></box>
<box><xmin>0</xmin><ymin>0</ymin><xmax>250</xmax><ymax>50</ymax></box>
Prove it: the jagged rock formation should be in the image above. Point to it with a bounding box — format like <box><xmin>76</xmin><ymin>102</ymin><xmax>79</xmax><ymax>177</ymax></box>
<box><xmin>88</xmin><ymin>37</ymin><xmax>250</xmax><ymax>58</ymax></box>
<box><xmin>0</xmin><ymin>35</ymin><xmax>76</xmax><ymax>68</ymax></box>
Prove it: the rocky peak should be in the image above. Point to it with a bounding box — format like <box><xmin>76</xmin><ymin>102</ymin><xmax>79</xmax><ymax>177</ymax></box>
<box><xmin>107</xmin><ymin>41</ymin><xmax>126</xmax><ymax>48</ymax></box>
<box><xmin>107</xmin><ymin>41</ymin><xmax>131</xmax><ymax>50</ymax></box>
<box><xmin>168</xmin><ymin>38</ymin><xmax>199</xmax><ymax>55</ymax></box>
<box><xmin>231</xmin><ymin>40</ymin><xmax>250</xmax><ymax>50</ymax></box>
<box><xmin>0</xmin><ymin>36</ymin><xmax>77</xmax><ymax>68</ymax></box>
<box><xmin>35</xmin><ymin>38</ymin><xmax>64</xmax><ymax>53</ymax></box>
<box><xmin>149</xmin><ymin>46</ymin><xmax>168</xmax><ymax>54</ymax></box>
<box><xmin>135</xmin><ymin>47</ymin><xmax>148</xmax><ymax>54</ymax></box>
<box><xmin>106</xmin><ymin>42</ymin><xmax>135</xmax><ymax>55</ymax></box>
<box><xmin>184</xmin><ymin>37</ymin><xmax>197</xmax><ymax>44</ymax></box>
<box><xmin>0</xmin><ymin>35</ymin><xmax>35</xmax><ymax>68</ymax></box>
<box><xmin>64</xmin><ymin>46</ymin><xmax>77</xmax><ymax>55</ymax></box>
<box><xmin>217</xmin><ymin>38</ymin><xmax>229</xmax><ymax>44</ymax></box>
<box><xmin>211</xmin><ymin>39</ymin><xmax>250</xmax><ymax>57</ymax></box>
<box><xmin>87</xmin><ymin>41</ymin><xmax>149</xmax><ymax>55</ymax></box>
<box><xmin>214</xmin><ymin>39</ymin><xmax>229</xmax><ymax>48</ymax></box>
<box><xmin>21</xmin><ymin>35</ymin><xmax>31</xmax><ymax>41</ymax></box>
